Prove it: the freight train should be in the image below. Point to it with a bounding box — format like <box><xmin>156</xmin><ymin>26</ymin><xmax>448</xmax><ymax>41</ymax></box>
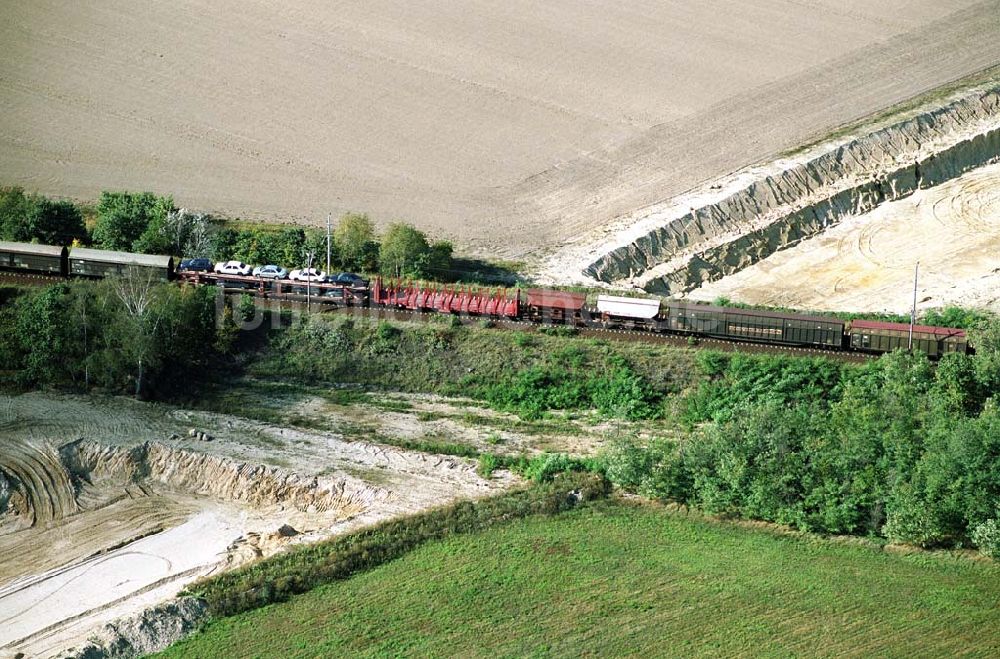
<box><xmin>0</xmin><ymin>240</ymin><xmax>970</xmax><ymax>357</ymax></box>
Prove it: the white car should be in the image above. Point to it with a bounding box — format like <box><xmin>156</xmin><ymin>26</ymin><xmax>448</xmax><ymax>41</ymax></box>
<box><xmin>214</xmin><ymin>260</ymin><xmax>252</xmax><ymax>276</ymax></box>
<box><xmin>252</xmin><ymin>264</ymin><xmax>288</xmax><ymax>279</ymax></box>
<box><xmin>289</xmin><ymin>267</ymin><xmax>327</xmax><ymax>283</ymax></box>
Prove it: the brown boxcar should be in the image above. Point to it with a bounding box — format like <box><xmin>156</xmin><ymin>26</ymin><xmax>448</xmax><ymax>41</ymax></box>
<box><xmin>849</xmin><ymin>320</ymin><xmax>967</xmax><ymax>357</ymax></box>
<box><xmin>524</xmin><ymin>289</ymin><xmax>587</xmax><ymax>323</ymax></box>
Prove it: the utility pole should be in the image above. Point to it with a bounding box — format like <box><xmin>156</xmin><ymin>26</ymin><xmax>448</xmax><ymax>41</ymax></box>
<box><xmin>306</xmin><ymin>251</ymin><xmax>314</xmax><ymax>314</ymax></box>
<box><xmin>908</xmin><ymin>261</ymin><xmax>919</xmax><ymax>351</ymax></box>
<box><xmin>326</xmin><ymin>213</ymin><xmax>332</xmax><ymax>275</ymax></box>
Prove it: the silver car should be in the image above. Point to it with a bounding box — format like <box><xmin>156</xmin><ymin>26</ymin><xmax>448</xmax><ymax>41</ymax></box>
<box><xmin>252</xmin><ymin>264</ymin><xmax>288</xmax><ymax>279</ymax></box>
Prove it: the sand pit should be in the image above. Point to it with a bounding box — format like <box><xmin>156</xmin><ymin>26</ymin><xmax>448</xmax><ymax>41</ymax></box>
<box><xmin>2</xmin><ymin>1</ymin><xmax>999</xmax><ymax>256</ymax></box>
<box><xmin>0</xmin><ymin>393</ymin><xmax>510</xmax><ymax>658</ymax></box>
<box><xmin>689</xmin><ymin>163</ymin><xmax>1000</xmax><ymax>313</ymax></box>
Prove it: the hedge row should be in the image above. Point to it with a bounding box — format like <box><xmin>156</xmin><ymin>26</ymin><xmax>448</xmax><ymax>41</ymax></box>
<box><xmin>189</xmin><ymin>472</ymin><xmax>610</xmax><ymax>617</ymax></box>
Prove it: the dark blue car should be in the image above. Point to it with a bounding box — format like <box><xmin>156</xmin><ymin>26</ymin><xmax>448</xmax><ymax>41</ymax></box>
<box><xmin>331</xmin><ymin>272</ymin><xmax>367</xmax><ymax>287</ymax></box>
<box><xmin>178</xmin><ymin>258</ymin><xmax>213</xmax><ymax>273</ymax></box>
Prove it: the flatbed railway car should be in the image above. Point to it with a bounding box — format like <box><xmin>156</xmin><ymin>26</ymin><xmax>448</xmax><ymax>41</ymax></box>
<box><xmin>68</xmin><ymin>248</ymin><xmax>174</xmax><ymax>280</ymax></box>
<box><xmin>0</xmin><ymin>241</ymin><xmax>68</xmax><ymax>276</ymax></box>
<box><xmin>663</xmin><ymin>303</ymin><xmax>846</xmax><ymax>349</ymax></box>
<box><xmin>849</xmin><ymin>320</ymin><xmax>968</xmax><ymax>357</ymax></box>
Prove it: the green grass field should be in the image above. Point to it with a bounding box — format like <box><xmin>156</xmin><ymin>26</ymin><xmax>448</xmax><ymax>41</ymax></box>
<box><xmin>159</xmin><ymin>501</ymin><xmax>1000</xmax><ymax>658</ymax></box>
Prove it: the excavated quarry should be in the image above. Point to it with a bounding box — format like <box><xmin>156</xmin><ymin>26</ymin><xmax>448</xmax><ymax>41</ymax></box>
<box><xmin>556</xmin><ymin>82</ymin><xmax>1000</xmax><ymax>301</ymax></box>
<box><xmin>0</xmin><ymin>439</ymin><xmax>385</xmax><ymax>658</ymax></box>
<box><xmin>0</xmin><ymin>393</ymin><xmax>506</xmax><ymax>659</ymax></box>
<box><xmin>62</xmin><ymin>440</ymin><xmax>380</xmax><ymax>518</ymax></box>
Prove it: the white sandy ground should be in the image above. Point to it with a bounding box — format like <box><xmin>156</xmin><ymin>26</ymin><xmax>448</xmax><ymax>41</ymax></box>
<box><xmin>0</xmin><ymin>509</ymin><xmax>241</xmax><ymax>657</ymax></box>
<box><xmin>2</xmin><ymin>1</ymin><xmax>999</xmax><ymax>256</ymax></box>
<box><xmin>688</xmin><ymin>163</ymin><xmax>1000</xmax><ymax>314</ymax></box>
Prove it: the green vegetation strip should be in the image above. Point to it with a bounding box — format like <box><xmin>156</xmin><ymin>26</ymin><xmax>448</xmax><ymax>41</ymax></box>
<box><xmin>255</xmin><ymin>315</ymin><xmax>697</xmax><ymax>420</ymax></box>
<box><xmin>186</xmin><ymin>473</ymin><xmax>609</xmax><ymax>618</ymax></box>
<box><xmin>159</xmin><ymin>501</ymin><xmax>1000</xmax><ymax>658</ymax></box>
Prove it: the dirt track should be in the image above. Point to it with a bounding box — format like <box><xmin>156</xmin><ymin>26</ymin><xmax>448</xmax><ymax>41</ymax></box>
<box><xmin>2</xmin><ymin>1</ymin><xmax>998</xmax><ymax>257</ymax></box>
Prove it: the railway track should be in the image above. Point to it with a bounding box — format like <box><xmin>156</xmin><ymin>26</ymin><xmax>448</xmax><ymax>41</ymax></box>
<box><xmin>323</xmin><ymin>306</ymin><xmax>873</xmax><ymax>363</ymax></box>
<box><xmin>1</xmin><ymin>271</ymin><xmax>874</xmax><ymax>364</ymax></box>
<box><xmin>0</xmin><ymin>272</ymin><xmax>65</xmax><ymax>286</ymax></box>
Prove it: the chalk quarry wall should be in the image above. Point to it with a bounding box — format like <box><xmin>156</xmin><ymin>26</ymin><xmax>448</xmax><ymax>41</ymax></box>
<box><xmin>583</xmin><ymin>85</ymin><xmax>1000</xmax><ymax>295</ymax></box>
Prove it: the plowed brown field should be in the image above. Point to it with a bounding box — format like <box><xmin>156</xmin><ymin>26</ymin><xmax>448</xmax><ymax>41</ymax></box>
<box><xmin>2</xmin><ymin>1</ymin><xmax>999</xmax><ymax>256</ymax></box>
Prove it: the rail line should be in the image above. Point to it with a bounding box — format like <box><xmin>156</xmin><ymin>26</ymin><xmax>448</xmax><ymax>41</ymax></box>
<box><xmin>0</xmin><ymin>271</ymin><xmax>878</xmax><ymax>363</ymax></box>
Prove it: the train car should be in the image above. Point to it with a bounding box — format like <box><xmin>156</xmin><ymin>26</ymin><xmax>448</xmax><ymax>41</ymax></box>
<box><xmin>595</xmin><ymin>294</ymin><xmax>660</xmax><ymax>329</ymax></box>
<box><xmin>663</xmin><ymin>303</ymin><xmax>845</xmax><ymax>348</ymax></box>
<box><xmin>69</xmin><ymin>248</ymin><xmax>174</xmax><ymax>281</ymax></box>
<box><xmin>0</xmin><ymin>241</ymin><xmax>68</xmax><ymax>276</ymax></box>
<box><xmin>849</xmin><ymin>320</ymin><xmax>968</xmax><ymax>357</ymax></box>
<box><xmin>370</xmin><ymin>278</ymin><xmax>519</xmax><ymax>318</ymax></box>
<box><xmin>524</xmin><ymin>289</ymin><xmax>587</xmax><ymax>324</ymax></box>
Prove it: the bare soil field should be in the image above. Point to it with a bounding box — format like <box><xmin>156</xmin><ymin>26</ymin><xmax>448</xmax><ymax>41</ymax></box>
<box><xmin>689</xmin><ymin>162</ymin><xmax>1000</xmax><ymax>313</ymax></box>
<box><xmin>2</xmin><ymin>1</ymin><xmax>999</xmax><ymax>257</ymax></box>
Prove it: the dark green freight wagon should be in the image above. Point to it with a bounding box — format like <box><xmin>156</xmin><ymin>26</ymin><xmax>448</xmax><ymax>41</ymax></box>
<box><xmin>849</xmin><ymin>320</ymin><xmax>968</xmax><ymax>357</ymax></box>
<box><xmin>68</xmin><ymin>248</ymin><xmax>173</xmax><ymax>280</ymax></box>
<box><xmin>0</xmin><ymin>241</ymin><xmax>68</xmax><ymax>275</ymax></box>
<box><xmin>663</xmin><ymin>303</ymin><xmax>845</xmax><ymax>348</ymax></box>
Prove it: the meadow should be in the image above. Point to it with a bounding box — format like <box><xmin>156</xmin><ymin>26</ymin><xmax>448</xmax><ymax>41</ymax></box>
<box><xmin>158</xmin><ymin>501</ymin><xmax>1000</xmax><ymax>658</ymax></box>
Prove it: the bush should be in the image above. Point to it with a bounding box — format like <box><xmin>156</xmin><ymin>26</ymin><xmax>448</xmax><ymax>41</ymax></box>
<box><xmin>500</xmin><ymin>453</ymin><xmax>604</xmax><ymax>483</ymax></box>
<box><xmin>972</xmin><ymin>519</ymin><xmax>1000</xmax><ymax>559</ymax></box>
<box><xmin>603</xmin><ymin>437</ymin><xmax>690</xmax><ymax>501</ymax></box>
<box><xmin>591</xmin><ymin>362</ymin><xmax>659</xmax><ymax>420</ymax></box>
<box><xmin>538</xmin><ymin>325</ymin><xmax>578</xmax><ymax>338</ymax></box>
<box><xmin>477</xmin><ymin>453</ymin><xmax>500</xmax><ymax>478</ymax></box>
<box><xmin>484</xmin><ymin>359</ymin><xmax>659</xmax><ymax>421</ymax></box>
<box><xmin>681</xmin><ymin>353</ymin><xmax>845</xmax><ymax>425</ymax></box>
<box><xmin>604</xmin><ymin>340</ymin><xmax>1000</xmax><ymax>548</ymax></box>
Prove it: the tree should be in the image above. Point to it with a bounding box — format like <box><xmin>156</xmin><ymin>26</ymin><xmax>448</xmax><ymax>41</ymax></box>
<box><xmin>379</xmin><ymin>223</ymin><xmax>429</xmax><ymax>277</ymax></box>
<box><xmin>971</xmin><ymin>315</ymin><xmax>1000</xmax><ymax>397</ymax></box>
<box><xmin>0</xmin><ymin>187</ymin><xmax>34</xmax><ymax>240</ymax></box>
<box><xmin>425</xmin><ymin>241</ymin><xmax>454</xmax><ymax>279</ymax></box>
<box><xmin>334</xmin><ymin>213</ymin><xmax>376</xmax><ymax>271</ymax></box>
<box><xmin>93</xmin><ymin>191</ymin><xmax>175</xmax><ymax>252</ymax></box>
<box><xmin>22</xmin><ymin>198</ymin><xmax>86</xmax><ymax>245</ymax></box>
<box><xmin>0</xmin><ymin>187</ymin><xmax>87</xmax><ymax>245</ymax></box>
<box><xmin>160</xmin><ymin>209</ymin><xmax>215</xmax><ymax>257</ymax></box>
<box><xmin>14</xmin><ymin>284</ymin><xmax>74</xmax><ymax>385</ymax></box>
<box><xmin>108</xmin><ymin>266</ymin><xmax>161</xmax><ymax>397</ymax></box>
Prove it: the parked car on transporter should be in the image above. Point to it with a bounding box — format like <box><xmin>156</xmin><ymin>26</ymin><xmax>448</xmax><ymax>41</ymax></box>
<box><xmin>289</xmin><ymin>267</ymin><xmax>327</xmax><ymax>282</ymax></box>
<box><xmin>330</xmin><ymin>272</ymin><xmax>367</xmax><ymax>287</ymax></box>
<box><xmin>214</xmin><ymin>260</ymin><xmax>252</xmax><ymax>276</ymax></box>
<box><xmin>252</xmin><ymin>264</ymin><xmax>288</xmax><ymax>279</ymax></box>
<box><xmin>177</xmin><ymin>257</ymin><xmax>213</xmax><ymax>273</ymax></box>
